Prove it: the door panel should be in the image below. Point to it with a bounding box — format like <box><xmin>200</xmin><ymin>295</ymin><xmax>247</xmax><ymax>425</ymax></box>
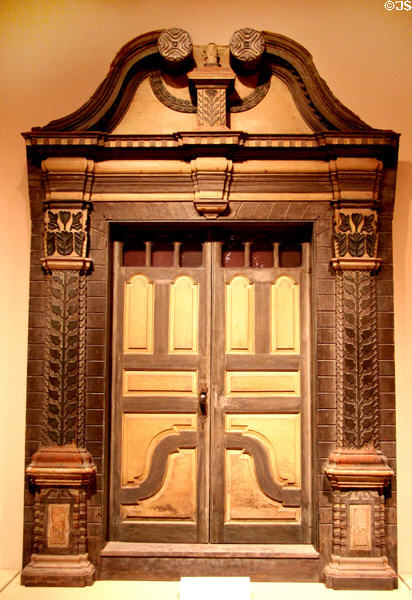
<box><xmin>110</xmin><ymin>232</ymin><xmax>210</xmax><ymax>543</ymax></box>
<box><xmin>110</xmin><ymin>227</ymin><xmax>311</xmax><ymax>545</ymax></box>
<box><xmin>210</xmin><ymin>236</ymin><xmax>310</xmax><ymax>543</ymax></box>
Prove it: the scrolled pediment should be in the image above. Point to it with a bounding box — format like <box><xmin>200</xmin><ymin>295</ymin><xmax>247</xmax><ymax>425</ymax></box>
<box><xmin>33</xmin><ymin>28</ymin><xmax>375</xmax><ymax>135</ymax></box>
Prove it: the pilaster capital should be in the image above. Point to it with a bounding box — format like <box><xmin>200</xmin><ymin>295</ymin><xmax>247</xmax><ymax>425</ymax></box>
<box><xmin>331</xmin><ymin>208</ymin><xmax>381</xmax><ymax>273</ymax></box>
<box><xmin>41</xmin><ymin>158</ymin><xmax>94</xmax><ymax>272</ymax></box>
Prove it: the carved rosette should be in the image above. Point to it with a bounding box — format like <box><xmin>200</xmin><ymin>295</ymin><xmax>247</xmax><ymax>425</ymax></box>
<box><xmin>23</xmin><ymin>158</ymin><xmax>96</xmax><ymax>587</ymax></box>
<box><xmin>229</xmin><ymin>28</ymin><xmax>265</xmax><ymax>71</ymax></box>
<box><xmin>324</xmin><ymin>159</ymin><xmax>395</xmax><ymax>589</ymax></box>
<box><xmin>158</xmin><ymin>28</ymin><xmax>193</xmax><ymax>66</ymax></box>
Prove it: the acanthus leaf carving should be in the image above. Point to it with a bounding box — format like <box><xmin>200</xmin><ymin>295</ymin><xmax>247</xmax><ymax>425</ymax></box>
<box><xmin>336</xmin><ymin>271</ymin><xmax>379</xmax><ymax>449</ymax></box>
<box><xmin>56</xmin><ymin>231</ymin><xmax>74</xmax><ymax>256</ymax></box>
<box><xmin>332</xmin><ymin>209</ymin><xmax>381</xmax><ymax>271</ymax></box>
<box><xmin>45</xmin><ymin>271</ymin><xmax>82</xmax><ymax>446</ymax></box>
<box><xmin>347</xmin><ymin>232</ymin><xmax>365</xmax><ymax>257</ymax></box>
<box><xmin>45</xmin><ymin>209</ymin><xmax>89</xmax><ymax>261</ymax></box>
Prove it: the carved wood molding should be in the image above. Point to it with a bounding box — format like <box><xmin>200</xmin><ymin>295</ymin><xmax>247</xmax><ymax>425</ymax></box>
<box><xmin>336</xmin><ymin>271</ymin><xmax>379</xmax><ymax>449</ymax></box>
<box><xmin>324</xmin><ymin>157</ymin><xmax>395</xmax><ymax>588</ymax></box>
<box><xmin>263</xmin><ymin>31</ymin><xmax>372</xmax><ymax>131</ymax></box>
<box><xmin>190</xmin><ymin>156</ymin><xmax>232</xmax><ymax>217</ymax></box>
<box><xmin>157</xmin><ymin>28</ymin><xmax>193</xmax><ymax>66</ymax></box>
<box><xmin>41</xmin><ymin>272</ymin><xmax>86</xmax><ymax>446</ymax></box>
<box><xmin>41</xmin><ymin>158</ymin><xmax>94</xmax><ymax>272</ymax></box>
<box><xmin>150</xmin><ymin>69</ymin><xmax>271</xmax><ymax>114</ymax></box>
<box><xmin>324</xmin><ymin>490</ymin><xmax>397</xmax><ymax>590</ymax></box>
<box><xmin>27</xmin><ymin>30</ymin><xmax>386</xmax><ymax>134</ymax></box>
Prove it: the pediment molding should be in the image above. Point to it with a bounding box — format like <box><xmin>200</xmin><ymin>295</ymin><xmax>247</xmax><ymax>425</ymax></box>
<box><xmin>29</xmin><ymin>29</ymin><xmax>388</xmax><ymax>135</ymax></box>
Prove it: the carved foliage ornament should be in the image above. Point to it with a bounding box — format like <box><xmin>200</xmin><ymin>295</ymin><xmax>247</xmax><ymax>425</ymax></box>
<box><xmin>197</xmin><ymin>88</ymin><xmax>226</xmax><ymax>128</ymax></box>
<box><xmin>43</xmin><ymin>271</ymin><xmax>86</xmax><ymax>446</ymax></box>
<box><xmin>336</xmin><ymin>271</ymin><xmax>378</xmax><ymax>449</ymax></box>
<box><xmin>334</xmin><ymin>210</ymin><xmax>378</xmax><ymax>259</ymax></box>
<box><xmin>150</xmin><ymin>69</ymin><xmax>270</xmax><ymax>114</ymax></box>
<box><xmin>45</xmin><ymin>209</ymin><xmax>88</xmax><ymax>259</ymax></box>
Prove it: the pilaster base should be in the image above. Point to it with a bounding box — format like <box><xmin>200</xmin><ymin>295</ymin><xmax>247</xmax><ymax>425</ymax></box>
<box><xmin>324</xmin><ymin>555</ymin><xmax>397</xmax><ymax>590</ymax></box>
<box><xmin>21</xmin><ymin>553</ymin><xmax>95</xmax><ymax>587</ymax></box>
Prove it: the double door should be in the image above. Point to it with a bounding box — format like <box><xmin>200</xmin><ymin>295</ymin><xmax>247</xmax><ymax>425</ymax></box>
<box><xmin>110</xmin><ymin>227</ymin><xmax>312</xmax><ymax>544</ymax></box>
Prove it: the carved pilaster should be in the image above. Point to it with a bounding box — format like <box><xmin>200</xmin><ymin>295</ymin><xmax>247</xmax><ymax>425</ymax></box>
<box><xmin>23</xmin><ymin>158</ymin><xmax>95</xmax><ymax>586</ymax></box>
<box><xmin>41</xmin><ymin>271</ymin><xmax>86</xmax><ymax>446</ymax></box>
<box><xmin>324</xmin><ymin>158</ymin><xmax>396</xmax><ymax>589</ymax></box>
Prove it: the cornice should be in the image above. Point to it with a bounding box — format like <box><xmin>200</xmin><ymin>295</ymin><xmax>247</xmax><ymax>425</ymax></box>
<box><xmin>23</xmin><ymin>131</ymin><xmax>399</xmax><ymax>163</ymax></box>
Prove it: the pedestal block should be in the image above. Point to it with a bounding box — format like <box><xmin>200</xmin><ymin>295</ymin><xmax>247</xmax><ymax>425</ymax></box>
<box><xmin>21</xmin><ymin>446</ymin><xmax>96</xmax><ymax>587</ymax></box>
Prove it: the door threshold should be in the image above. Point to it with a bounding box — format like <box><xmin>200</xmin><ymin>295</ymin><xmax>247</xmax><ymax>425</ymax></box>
<box><xmin>101</xmin><ymin>541</ymin><xmax>319</xmax><ymax>558</ymax></box>
<box><xmin>100</xmin><ymin>542</ymin><xmax>320</xmax><ymax>581</ymax></box>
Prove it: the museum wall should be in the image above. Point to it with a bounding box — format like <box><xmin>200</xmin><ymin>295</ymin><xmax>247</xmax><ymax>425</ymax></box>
<box><xmin>1</xmin><ymin>0</ymin><xmax>411</xmax><ymax>573</ymax></box>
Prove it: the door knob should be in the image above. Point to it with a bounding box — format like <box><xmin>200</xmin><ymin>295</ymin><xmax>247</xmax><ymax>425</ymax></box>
<box><xmin>199</xmin><ymin>387</ymin><xmax>208</xmax><ymax>416</ymax></box>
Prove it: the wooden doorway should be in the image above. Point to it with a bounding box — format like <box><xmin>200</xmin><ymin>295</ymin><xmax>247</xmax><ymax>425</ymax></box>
<box><xmin>109</xmin><ymin>225</ymin><xmax>312</xmax><ymax>546</ymax></box>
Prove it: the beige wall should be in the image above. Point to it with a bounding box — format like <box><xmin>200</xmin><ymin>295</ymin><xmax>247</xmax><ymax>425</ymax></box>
<box><xmin>1</xmin><ymin>0</ymin><xmax>411</xmax><ymax>573</ymax></box>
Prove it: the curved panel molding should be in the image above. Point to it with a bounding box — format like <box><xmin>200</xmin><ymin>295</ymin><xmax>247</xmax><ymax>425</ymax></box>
<box><xmin>225</xmin><ymin>451</ymin><xmax>300</xmax><ymax>522</ymax></box>
<box><xmin>121</xmin><ymin>449</ymin><xmax>197</xmax><ymax>521</ymax></box>
<box><xmin>226</xmin><ymin>414</ymin><xmax>301</xmax><ymax>486</ymax></box>
<box><xmin>121</xmin><ymin>413</ymin><xmax>197</xmax><ymax>486</ymax></box>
